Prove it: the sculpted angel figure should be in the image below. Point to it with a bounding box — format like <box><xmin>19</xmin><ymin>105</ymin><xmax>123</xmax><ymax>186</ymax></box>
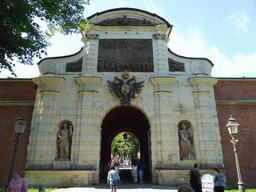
<box><xmin>178</xmin><ymin>121</ymin><xmax>195</xmax><ymax>160</ymax></box>
<box><xmin>57</xmin><ymin>122</ymin><xmax>73</xmax><ymax>160</ymax></box>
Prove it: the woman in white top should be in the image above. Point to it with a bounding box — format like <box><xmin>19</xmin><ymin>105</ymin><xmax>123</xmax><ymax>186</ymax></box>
<box><xmin>131</xmin><ymin>160</ymin><xmax>138</xmax><ymax>183</ymax></box>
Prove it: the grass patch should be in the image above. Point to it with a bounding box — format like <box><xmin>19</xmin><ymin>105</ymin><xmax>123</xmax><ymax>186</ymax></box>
<box><xmin>225</xmin><ymin>188</ymin><xmax>256</xmax><ymax>192</ymax></box>
<box><xmin>28</xmin><ymin>188</ymin><xmax>58</xmax><ymax>192</ymax></box>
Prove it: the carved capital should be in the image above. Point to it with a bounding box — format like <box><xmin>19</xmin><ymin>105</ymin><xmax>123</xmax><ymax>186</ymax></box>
<box><xmin>33</xmin><ymin>77</ymin><xmax>65</xmax><ymax>86</ymax></box>
<box><xmin>150</xmin><ymin>77</ymin><xmax>176</xmax><ymax>86</ymax></box>
<box><xmin>75</xmin><ymin>76</ymin><xmax>102</xmax><ymax>85</ymax></box>
<box><xmin>85</xmin><ymin>34</ymin><xmax>99</xmax><ymax>40</ymax></box>
<box><xmin>188</xmin><ymin>77</ymin><xmax>218</xmax><ymax>87</ymax></box>
<box><xmin>153</xmin><ymin>34</ymin><xmax>166</xmax><ymax>40</ymax></box>
<box><xmin>78</xmin><ymin>90</ymin><xmax>98</xmax><ymax>97</ymax></box>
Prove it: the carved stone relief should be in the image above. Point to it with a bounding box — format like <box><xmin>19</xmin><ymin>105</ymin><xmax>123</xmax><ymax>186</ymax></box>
<box><xmin>190</xmin><ymin>61</ymin><xmax>211</xmax><ymax>74</ymax></box>
<box><xmin>66</xmin><ymin>58</ymin><xmax>83</xmax><ymax>72</ymax></box>
<box><xmin>56</xmin><ymin>121</ymin><xmax>73</xmax><ymax>161</ymax></box>
<box><xmin>96</xmin><ymin>15</ymin><xmax>155</xmax><ymax>26</ymax></box>
<box><xmin>178</xmin><ymin>120</ymin><xmax>195</xmax><ymax>160</ymax></box>
<box><xmin>98</xmin><ymin>39</ymin><xmax>153</xmax><ymax>72</ymax></box>
<box><xmin>169</xmin><ymin>58</ymin><xmax>185</xmax><ymax>72</ymax></box>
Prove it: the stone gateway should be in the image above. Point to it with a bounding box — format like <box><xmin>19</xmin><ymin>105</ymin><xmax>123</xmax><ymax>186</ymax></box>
<box><xmin>24</xmin><ymin>8</ymin><xmax>224</xmax><ymax>187</ymax></box>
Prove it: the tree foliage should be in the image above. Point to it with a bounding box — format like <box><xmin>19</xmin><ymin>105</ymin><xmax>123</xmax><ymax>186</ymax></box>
<box><xmin>0</xmin><ymin>0</ymin><xmax>89</xmax><ymax>76</ymax></box>
<box><xmin>111</xmin><ymin>132</ymin><xmax>140</xmax><ymax>159</ymax></box>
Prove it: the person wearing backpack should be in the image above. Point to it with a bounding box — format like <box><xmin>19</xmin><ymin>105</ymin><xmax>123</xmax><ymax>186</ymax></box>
<box><xmin>189</xmin><ymin>163</ymin><xmax>202</xmax><ymax>192</ymax></box>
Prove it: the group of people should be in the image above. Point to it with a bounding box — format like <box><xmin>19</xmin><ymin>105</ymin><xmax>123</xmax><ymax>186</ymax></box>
<box><xmin>106</xmin><ymin>159</ymin><xmax>145</xmax><ymax>192</ymax></box>
<box><xmin>189</xmin><ymin>163</ymin><xmax>226</xmax><ymax>192</ymax></box>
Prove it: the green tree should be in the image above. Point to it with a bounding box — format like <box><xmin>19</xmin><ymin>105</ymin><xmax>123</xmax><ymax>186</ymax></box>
<box><xmin>0</xmin><ymin>0</ymin><xmax>89</xmax><ymax>76</ymax></box>
<box><xmin>111</xmin><ymin>132</ymin><xmax>140</xmax><ymax>160</ymax></box>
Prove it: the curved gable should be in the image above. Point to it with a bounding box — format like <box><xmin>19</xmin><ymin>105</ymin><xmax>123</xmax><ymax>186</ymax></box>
<box><xmin>87</xmin><ymin>8</ymin><xmax>172</xmax><ymax>27</ymax></box>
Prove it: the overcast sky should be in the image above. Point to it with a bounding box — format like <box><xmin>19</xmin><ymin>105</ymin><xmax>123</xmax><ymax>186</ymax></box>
<box><xmin>1</xmin><ymin>0</ymin><xmax>256</xmax><ymax>78</ymax></box>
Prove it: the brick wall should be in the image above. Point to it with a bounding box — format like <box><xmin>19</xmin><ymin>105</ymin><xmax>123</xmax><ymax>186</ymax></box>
<box><xmin>0</xmin><ymin>79</ymin><xmax>37</xmax><ymax>189</ymax></box>
<box><xmin>214</xmin><ymin>79</ymin><xmax>256</xmax><ymax>188</ymax></box>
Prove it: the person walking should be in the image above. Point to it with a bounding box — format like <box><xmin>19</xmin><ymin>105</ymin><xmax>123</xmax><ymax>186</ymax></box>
<box><xmin>131</xmin><ymin>160</ymin><xmax>138</xmax><ymax>183</ymax></box>
<box><xmin>189</xmin><ymin>163</ymin><xmax>202</xmax><ymax>192</ymax></box>
<box><xmin>213</xmin><ymin>167</ymin><xmax>225</xmax><ymax>192</ymax></box>
<box><xmin>107</xmin><ymin>166</ymin><xmax>121</xmax><ymax>192</ymax></box>
<box><xmin>137</xmin><ymin>159</ymin><xmax>145</xmax><ymax>184</ymax></box>
<box><xmin>6</xmin><ymin>170</ymin><xmax>28</xmax><ymax>192</ymax></box>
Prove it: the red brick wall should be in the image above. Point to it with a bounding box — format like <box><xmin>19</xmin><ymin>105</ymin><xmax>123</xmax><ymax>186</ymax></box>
<box><xmin>0</xmin><ymin>79</ymin><xmax>37</xmax><ymax>189</ymax></box>
<box><xmin>214</xmin><ymin>79</ymin><xmax>256</xmax><ymax>188</ymax></box>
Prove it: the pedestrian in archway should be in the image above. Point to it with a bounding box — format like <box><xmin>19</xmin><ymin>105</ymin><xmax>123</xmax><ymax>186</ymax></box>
<box><xmin>137</xmin><ymin>159</ymin><xmax>145</xmax><ymax>184</ymax></box>
<box><xmin>107</xmin><ymin>166</ymin><xmax>121</xmax><ymax>192</ymax></box>
<box><xmin>131</xmin><ymin>160</ymin><xmax>138</xmax><ymax>183</ymax></box>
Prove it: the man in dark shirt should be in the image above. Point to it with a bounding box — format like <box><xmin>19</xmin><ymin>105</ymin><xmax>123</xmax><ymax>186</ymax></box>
<box><xmin>189</xmin><ymin>163</ymin><xmax>202</xmax><ymax>192</ymax></box>
<box><xmin>137</xmin><ymin>159</ymin><xmax>145</xmax><ymax>184</ymax></box>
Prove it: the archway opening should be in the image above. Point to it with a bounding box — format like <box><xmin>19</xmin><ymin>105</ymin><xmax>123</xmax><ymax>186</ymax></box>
<box><xmin>111</xmin><ymin>132</ymin><xmax>140</xmax><ymax>165</ymax></box>
<box><xmin>100</xmin><ymin>106</ymin><xmax>151</xmax><ymax>183</ymax></box>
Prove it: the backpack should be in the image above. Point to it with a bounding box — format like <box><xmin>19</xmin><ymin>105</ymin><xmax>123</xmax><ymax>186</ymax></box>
<box><xmin>190</xmin><ymin>169</ymin><xmax>198</xmax><ymax>184</ymax></box>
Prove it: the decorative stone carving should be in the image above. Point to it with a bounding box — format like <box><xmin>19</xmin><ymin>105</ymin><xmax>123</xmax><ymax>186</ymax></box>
<box><xmin>57</xmin><ymin>121</ymin><xmax>73</xmax><ymax>161</ymax></box>
<box><xmin>152</xmin><ymin>34</ymin><xmax>166</xmax><ymax>40</ymax></box>
<box><xmin>66</xmin><ymin>58</ymin><xmax>83</xmax><ymax>72</ymax></box>
<box><xmin>107</xmin><ymin>72</ymin><xmax>144</xmax><ymax>106</ymax></box>
<box><xmin>190</xmin><ymin>61</ymin><xmax>212</xmax><ymax>74</ymax></box>
<box><xmin>39</xmin><ymin>61</ymin><xmax>56</xmax><ymax>74</ymax></box>
<box><xmin>169</xmin><ymin>58</ymin><xmax>185</xmax><ymax>72</ymax></box>
<box><xmin>178</xmin><ymin>120</ymin><xmax>195</xmax><ymax>160</ymax></box>
<box><xmin>96</xmin><ymin>15</ymin><xmax>155</xmax><ymax>26</ymax></box>
<box><xmin>97</xmin><ymin>39</ymin><xmax>153</xmax><ymax>72</ymax></box>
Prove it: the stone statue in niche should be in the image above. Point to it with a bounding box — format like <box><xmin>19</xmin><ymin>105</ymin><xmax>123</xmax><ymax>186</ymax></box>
<box><xmin>178</xmin><ymin>120</ymin><xmax>195</xmax><ymax>160</ymax></box>
<box><xmin>57</xmin><ymin>121</ymin><xmax>73</xmax><ymax>161</ymax></box>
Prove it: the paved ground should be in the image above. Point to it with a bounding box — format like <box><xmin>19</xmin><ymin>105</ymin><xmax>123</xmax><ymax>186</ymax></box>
<box><xmin>53</xmin><ymin>168</ymin><xmax>179</xmax><ymax>192</ymax></box>
<box><xmin>53</xmin><ymin>183</ymin><xmax>179</xmax><ymax>192</ymax></box>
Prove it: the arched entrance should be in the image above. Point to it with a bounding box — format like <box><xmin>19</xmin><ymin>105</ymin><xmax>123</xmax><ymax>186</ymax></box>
<box><xmin>100</xmin><ymin>106</ymin><xmax>151</xmax><ymax>182</ymax></box>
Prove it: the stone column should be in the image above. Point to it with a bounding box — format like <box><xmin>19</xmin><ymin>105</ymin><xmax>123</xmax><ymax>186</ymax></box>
<box><xmin>75</xmin><ymin>76</ymin><xmax>102</xmax><ymax>183</ymax></box>
<box><xmin>82</xmin><ymin>33</ymin><xmax>99</xmax><ymax>75</ymax></box>
<box><xmin>188</xmin><ymin>77</ymin><xmax>223</xmax><ymax>166</ymax></box>
<box><xmin>26</xmin><ymin>77</ymin><xmax>64</xmax><ymax>169</ymax></box>
<box><xmin>150</xmin><ymin>77</ymin><xmax>177</xmax><ymax>183</ymax></box>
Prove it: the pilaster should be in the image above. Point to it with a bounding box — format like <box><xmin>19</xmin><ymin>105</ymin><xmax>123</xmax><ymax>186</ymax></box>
<box><xmin>150</xmin><ymin>77</ymin><xmax>179</xmax><ymax>167</ymax></box>
<box><xmin>83</xmin><ymin>34</ymin><xmax>99</xmax><ymax>75</ymax></box>
<box><xmin>153</xmin><ymin>33</ymin><xmax>169</xmax><ymax>75</ymax></box>
<box><xmin>74</xmin><ymin>76</ymin><xmax>101</xmax><ymax>169</ymax></box>
<box><xmin>26</xmin><ymin>77</ymin><xmax>64</xmax><ymax>169</ymax></box>
<box><xmin>188</xmin><ymin>77</ymin><xmax>223</xmax><ymax>166</ymax></box>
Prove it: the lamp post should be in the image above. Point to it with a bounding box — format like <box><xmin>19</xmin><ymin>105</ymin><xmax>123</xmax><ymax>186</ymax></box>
<box><xmin>5</xmin><ymin>117</ymin><xmax>27</xmax><ymax>191</ymax></box>
<box><xmin>226</xmin><ymin>115</ymin><xmax>244</xmax><ymax>192</ymax></box>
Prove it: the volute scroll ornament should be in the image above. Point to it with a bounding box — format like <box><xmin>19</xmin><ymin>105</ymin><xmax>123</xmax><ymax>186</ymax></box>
<box><xmin>107</xmin><ymin>71</ymin><xmax>144</xmax><ymax>107</ymax></box>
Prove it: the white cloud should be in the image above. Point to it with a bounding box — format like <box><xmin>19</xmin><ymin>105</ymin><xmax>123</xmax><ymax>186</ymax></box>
<box><xmin>168</xmin><ymin>31</ymin><xmax>256</xmax><ymax>77</ymax></box>
<box><xmin>229</xmin><ymin>12</ymin><xmax>250</xmax><ymax>34</ymax></box>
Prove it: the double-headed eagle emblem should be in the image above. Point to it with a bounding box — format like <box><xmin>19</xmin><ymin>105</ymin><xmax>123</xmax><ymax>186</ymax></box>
<box><xmin>107</xmin><ymin>72</ymin><xmax>144</xmax><ymax>107</ymax></box>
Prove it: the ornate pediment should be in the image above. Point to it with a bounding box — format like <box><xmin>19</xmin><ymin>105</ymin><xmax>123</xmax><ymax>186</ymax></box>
<box><xmin>95</xmin><ymin>15</ymin><xmax>155</xmax><ymax>26</ymax></box>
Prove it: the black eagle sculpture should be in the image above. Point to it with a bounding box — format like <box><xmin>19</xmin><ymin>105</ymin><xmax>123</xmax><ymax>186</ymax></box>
<box><xmin>107</xmin><ymin>75</ymin><xmax>144</xmax><ymax>107</ymax></box>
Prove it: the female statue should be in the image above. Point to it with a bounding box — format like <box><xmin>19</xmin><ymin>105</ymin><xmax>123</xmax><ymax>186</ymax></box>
<box><xmin>57</xmin><ymin>122</ymin><xmax>73</xmax><ymax>160</ymax></box>
<box><xmin>178</xmin><ymin>121</ymin><xmax>195</xmax><ymax>160</ymax></box>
